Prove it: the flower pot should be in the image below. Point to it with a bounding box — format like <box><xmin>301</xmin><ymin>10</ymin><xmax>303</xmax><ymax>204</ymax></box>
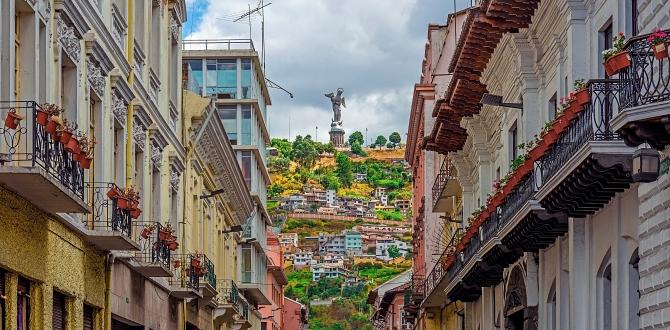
<box><xmin>46</xmin><ymin>120</ymin><xmax>59</xmax><ymax>135</ymax></box>
<box><xmin>491</xmin><ymin>193</ymin><xmax>504</xmax><ymax>207</ymax></box>
<box><xmin>574</xmin><ymin>88</ymin><xmax>590</xmax><ymax>107</ymax></box>
<box><xmin>529</xmin><ymin>142</ymin><xmax>548</xmax><ymax>161</ymax></box>
<box><xmin>116</xmin><ymin>196</ymin><xmax>130</xmax><ymax>210</ymax></box>
<box><xmin>79</xmin><ymin>156</ymin><xmax>93</xmax><ymax>169</ymax></box>
<box><xmin>106</xmin><ymin>186</ymin><xmax>121</xmax><ymax>199</ymax></box>
<box><xmin>159</xmin><ymin>229</ymin><xmax>171</xmax><ymax>240</ymax></box>
<box><xmin>173</xmin><ymin>260</ymin><xmax>181</xmax><ymax>268</ymax></box>
<box><xmin>36</xmin><ymin>109</ymin><xmax>50</xmax><ymax>126</ymax></box>
<box><xmin>61</xmin><ymin>131</ymin><xmax>73</xmax><ymax>144</ymax></box>
<box><xmin>553</xmin><ymin>117</ymin><xmax>570</xmax><ymax>133</ymax></box>
<box><xmin>168</xmin><ymin>241</ymin><xmax>179</xmax><ymax>251</ymax></box>
<box><xmin>652</xmin><ymin>42</ymin><xmax>668</xmax><ymax>60</ymax></box>
<box><xmin>140</xmin><ymin>227</ymin><xmax>152</xmax><ymax>239</ymax></box>
<box><xmin>130</xmin><ymin>208</ymin><xmax>142</xmax><ymax>219</ymax></box>
<box><xmin>191</xmin><ymin>258</ymin><xmax>201</xmax><ymax>268</ymax></box>
<box><xmin>195</xmin><ymin>267</ymin><xmax>205</xmax><ymax>277</ymax></box>
<box><xmin>65</xmin><ymin>137</ymin><xmax>80</xmax><ymax>154</ymax></box>
<box><xmin>604</xmin><ymin>51</ymin><xmax>631</xmax><ymax>76</ymax></box>
<box><xmin>543</xmin><ymin>130</ymin><xmax>560</xmax><ymax>148</ymax></box>
<box><xmin>4</xmin><ymin>110</ymin><xmax>23</xmax><ymax>130</ymax></box>
<box><xmin>516</xmin><ymin>159</ymin><xmax>534</xmax><ymax>179</ymax></box>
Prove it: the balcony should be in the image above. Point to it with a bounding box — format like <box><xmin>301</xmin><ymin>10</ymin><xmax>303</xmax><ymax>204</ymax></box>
<box><xmin>612</xmin><ymin>29</ymin><xmax>670</xmax><ymax>149</ymax></box>
<box><xmin>169</xmin><ymin>253</ymin><xmax>204</xmax><ymax>299</ymax></box>
<box><xmin>402</xmin><ymin>274</ymin><xmax>424</xmax><ymax>321</ymax></box>
<box><xmin>214</xmin><ymin>280</ymin><xmax>251</xmax><ymax>328</ymax></box>
<box><xmin>422</xmin><ymin>228</ymin><xmax>461</xmax><ymax>306</ymax></box>
<box><xmin>431</xmin><ymin>158</ymin><xmax>460</xmax><ymax>212</ymax></box>
<box><xmin>80</xmin><ymin>183</ymin><xmax>140</xmax><ymax>251</ymax></box>
<box><xmin>537</xmin><ymin>80</ymin><xmax>635</xmax><ymax>217</ymax></box>
<box><xmin>0</xmin><ymin>101</ymin><xmax>88</xmax><ymax>214</ymax></box>
<box><xmin>128</xmin><ymin>222</ymin><xmax>173</xmax><ymax>277</ymax></box>
<box><xmin>199</xmin><ymin>254</ymin><xmax>218</xmax><ymax>301</ymax></box>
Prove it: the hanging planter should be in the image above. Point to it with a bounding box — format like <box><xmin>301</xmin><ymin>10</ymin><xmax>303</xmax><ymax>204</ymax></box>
<box><xmin>116</xmin><ymin>196</ymin><xmax>131</xmax><ymax>210</ymax></box>
<box><xmin>652</xmin><ymin>42</ymin><xmax>668</xmax><ymax>60</ymax></box>
<box><xmin>140</xmin><ymin>225</ymin><xmax>154</xmax><ymax>239</ymax></box>
<box><xmin>73</xmin><ymin>151</ymin><xmax>82</xmax><ymax>162</ymax></box>
<box><xmin>46</xmin><ymin>118</ymin><xmax>60</xmax><ymax>135</ymax></box>
<box><xmin>4</xmin><ymin>109</ymin><xmax>23</xmax><ymax>130</ymax></box>
<box><xmin>106</xmin><ymin>185</ymin><xmax>122</xmax><ymax>199</ymax></box>
<box><xmin>167</xmin><ymin>240</ymin><xmax>179</xmax><ymax>251</ymax></box>
<box><xmin>172</xmin><ymin>259</ymin><xmax>181</xmax><ymax>268</ymax></box>
<box><xmin>604</xmin><ymin>52</ymin><xmax>631</xmax><ymax>76</ymax></box>
<box><xmin>130</xmin><ymin>207</ymin><xmax>142</xmax><ymax>219</ymax></box>
<box><xmin>159</xmin><ymin>227</ymin><xmax>171</xmax><ymax>240</ymax></box>
<box><xmin>78</xmin><ymin>156</ymin><xmax>93</xmax><ymax>169</ymax></box>
<box><xmin>191</xmin><ymin>258</ymin><xmax>202</xmax><ymax>268</ymax></box>
<box><xmin>648</xmin><ymin>28</ymin><xmax>669</xmax><ymax>60</ymax></box>
<box><xmin>36</xmin><ymin>107</ymin><xmax>50</xmax><ymax>126</ymax></box>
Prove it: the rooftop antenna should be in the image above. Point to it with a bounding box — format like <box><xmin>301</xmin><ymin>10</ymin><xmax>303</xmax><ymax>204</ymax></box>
<box><xmin>232</xmin><ymin>1</ymin><xmax>272</xmax><ymax>69</ymax></box>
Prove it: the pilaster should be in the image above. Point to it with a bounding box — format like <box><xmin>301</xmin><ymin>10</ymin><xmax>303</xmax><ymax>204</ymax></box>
<box><xmin>569</xmin><ymin>217</ymin><xmax>589</xmax><ymax>329</ymax></box>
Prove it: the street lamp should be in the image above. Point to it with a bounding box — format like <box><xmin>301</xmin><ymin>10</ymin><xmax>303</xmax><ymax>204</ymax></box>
<box><xmin>632</xmin><ymin>148</ymin><xmax>660</xmax><ymax>182</ymax></box>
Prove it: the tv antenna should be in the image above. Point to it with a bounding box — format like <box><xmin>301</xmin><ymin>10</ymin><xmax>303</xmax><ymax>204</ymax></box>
<box><xmin>231</xmin><ymin>1</ymin><xmax>271</xmax><ymax>71</ymax></box>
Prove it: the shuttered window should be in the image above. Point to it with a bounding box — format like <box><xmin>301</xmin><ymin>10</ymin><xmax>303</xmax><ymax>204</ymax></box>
<box><xmin>83</xmin><ymin>305</ymin><xmax>94</xmax><ymax>330</ymax></box>
<box><xmin>17</xmin><ymin>277</ymin><xmax>30</xmax><ymax>330</ymax></box>
<box><xmin>0</xmin><ymin>269</ymin><xmax>5</xmax><ymax>330</ymax></box>
<box><xmin>52</xmin><ymin>291</ymin><xmax>66</xmax><ymax>330</ymax></box>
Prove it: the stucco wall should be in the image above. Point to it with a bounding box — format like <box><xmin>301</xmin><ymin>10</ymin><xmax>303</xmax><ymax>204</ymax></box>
<box><xmin>0</xmin><ymin>187</ymin><xmax>105</xmax><ymax>329</ymax></box>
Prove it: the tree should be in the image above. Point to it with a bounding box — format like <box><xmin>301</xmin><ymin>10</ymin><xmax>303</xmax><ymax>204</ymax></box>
<box><xmin>350</xmin><ymin>141</ymin><xmax>367</xmax><ymax>157</ymax></box>
<box><xmin>271</xmin><ymin>138</ymin><xmax>293</xmax><ymax>158</ymax></box>
<box><xmin>335</xmin><ymin>152</ymin><xmax>354</xmax><ymax>188</ymax></box>
<box><xmin>389</xmin><ymin>131</ymin><xmax>402</xmax><ymax>148</ymax></box>
<box><xmin>374</xmin><ymin>135</ymin><xmax>387</xmax><ymax>149</ymax></box>
<box><xmin>291</xmin><ymin>135</ymin><xmax>318</xmax><ymax>168</ymax></box>
<box><xmin>387</xmin><ymin>245</ymin><xmax>401</xmax><ymax>258</ymax></box>
<box><xmin>386</xmin><ymin>142</ymin><xmax>395</xmax><ymax>149</ymax></box>
<box><xmin>324</xmin><ymin>142</ymin><xmax>336</xmax><ymax>154</ymax></box>
<box><xmin>348</xmin><ymin>131</ymin><xmax>364</xmax><ymax>146</ymax></box>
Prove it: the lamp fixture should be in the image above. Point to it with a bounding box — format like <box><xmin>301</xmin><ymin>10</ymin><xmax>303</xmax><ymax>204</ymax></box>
<box><xmin>200</xmin><ymin>188</ymin><xmax>225</xmax><ymax>199</ymax></box>
<box><xmin>222</xmin><ymin>225</ymin><xmax>244</xmax><ymax>233</ymax></box>
<box><xmin>632</xmin><ymin>148</ymin><xmax>660</xmax><ymax>182</ymax></box>
<box><xmin>480</xmin><ymin>93</ymin><xmax>523</xmax><ymax>109</ymax></box>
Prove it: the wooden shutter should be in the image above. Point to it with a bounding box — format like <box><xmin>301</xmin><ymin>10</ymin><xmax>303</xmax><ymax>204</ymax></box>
<box><xmin>52</xmin><ymin>292</ymin><xmax>65</xmax><ymax>330</ymax></box>
<box><xmin>83</xmin><ymin>305</ymin><xmax>93</xmax><ymax>330</ymax></box>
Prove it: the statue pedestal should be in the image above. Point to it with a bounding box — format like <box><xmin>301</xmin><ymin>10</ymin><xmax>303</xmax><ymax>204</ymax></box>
<box><xmin>329</xmin><ymin>125</ymin><xmax>345</xmax><ymax>147</ymax></box>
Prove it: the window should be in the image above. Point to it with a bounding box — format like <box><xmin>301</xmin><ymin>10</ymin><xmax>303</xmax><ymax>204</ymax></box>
<box><xmin>241</xmin><ymin>105</ymin><xmax>252</xmax><ymax>145</ymax></box>
<box><xmin>547</xmin><ymin>281</ymin><xmax>557</xmax><ymax>330</ymax></box>
<box><xmin>17</xmin><ymin>278</ymin><xmax>30</xmax><ymax>330</ymax></box>
<box><xmin>549</xmin><ymin>93</ymin><xmax>558</xmax><ymax>120</ymax></box>
<box><xmin>627</xmin><ymin>0</ymin><xmax>638</xmax><ymax>36</ymax></box>
<box><xmin>217</xmin><ymin>105</ymin><xmax>237</xmax><ymax>144</ymax></box>
<box><xmin>600</xmin><ymin>23</ymin><xmax>613</xmax><ymax>78</ymax></box>
<box><xmin>509</xmin><ymin>122</ymin><xmax>518</xmax><ymax>162</ymax></box>
<box><xmin>52</xmin><ymin>291</ymin><xmax>66</xmax><ymax>330</ymax></box>
<box><xmin>241</xmin><ymin>59</ymin><xmax>252</xmax><ymax>98</ymax></box>
<box><xmin>14</xmin><ymin>14</ymin><xmax>20</xmax><ymax>100</ymax></box>
<box><xmin>602</xmin><ymin>265</ymin><xmax>612</xmax><ymax>330</ymax></box>
<box><xmin>185</xmin><ymin>59</ymin><xmax>203</xmax><ymax>94</ymax></box>
<box><xmin>206</xmin><ymin>59</ymin><xmax>237</xmax><ymax>98</ymax></box>
<box><xmin>241</xmin><ymin>151</ymin><xmax>252</xmax><ymax>190</ymax></box>
<box><xmin>241</xmin><ymin>245</ymin><xmax>252</xmax><ymax>283</ymax></box>
<box><xmin>83</xmin><ymin>305</ymin><xmax>94</xmax><ymax>330</ymax></box>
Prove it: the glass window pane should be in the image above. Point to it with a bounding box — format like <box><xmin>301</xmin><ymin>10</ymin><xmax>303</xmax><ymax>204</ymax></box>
<box><xmin>241</xmin><ymin>151</ymin><xmax>252</xmax><ymax>189</ymax></box>
<box><xmin>217</xmin><ymin>105</ymin><xmax>237</xmax><ymax>144</ymax></box>
<box><xmin>241</xmin><ymin>59</ymin><xmax>252</xmax><ymax>98</ymax></box>
<box><xmin>241</xmin><ymin>105</ymin><xmax>252</xmax><ymax>145</ymax></box>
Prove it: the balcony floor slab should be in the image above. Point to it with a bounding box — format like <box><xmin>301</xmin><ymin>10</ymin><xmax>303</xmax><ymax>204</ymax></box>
<box><xmin>127</xmin><ymin>259</ymin><xmax>173</xmax><ymax>277</ymax></box>
<box><xmin>85</xmin><ymin>230</ymin><xmax>141</xmax><ymax>251</ymax></box>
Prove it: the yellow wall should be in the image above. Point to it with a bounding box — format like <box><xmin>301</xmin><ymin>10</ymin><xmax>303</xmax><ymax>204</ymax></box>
<box><xmin>0</xmin><ymin>188</ymin><xmax>106</xmax><ymax>329</ymax></box>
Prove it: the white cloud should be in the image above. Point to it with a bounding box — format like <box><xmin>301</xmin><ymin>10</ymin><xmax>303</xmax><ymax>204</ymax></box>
<box><xmin>186</xmin><ymin>0</ymin><xmax>463</xmax><ymax>143</ymax></box>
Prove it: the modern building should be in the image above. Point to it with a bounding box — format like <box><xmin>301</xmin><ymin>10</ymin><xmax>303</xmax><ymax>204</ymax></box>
<box><xmin>318</xmin><ymin>232</ymin><xmax>346</xmax><ymax>255</ymax></box>
<box><xmin>183</xmin><ymin>38</ymin><xmax>274</xmax><ymax>328</ymax></box>
<box><xmin>375</xmin><ymin>239</ymin><xmax>410</xmax><ymax>261</ymax></box>
<box><xmin>293</xmin><ymin>251</ymin><xmax>314</xmax><ymax>269</ymax></box>
<box><xmin>278</xmin><ymin>232</ymin><xmax>299</xmax><ymax>250</ymax></box>
<box><xmin>310</xmin><ymin>264</ymin><xmax>346</xmax><ymax>281</ymax></box>
<box><xmin>343</xmin><ymin>230</ymin><xmax>363</xmax><ymax>255</ymax></box>
<box><xmin>326</xmin><ymin>189</ymin><xmax>337</xmax><ymax>206</ymax></box>
<box><xmin>406</xmin><ymin>1</ymin><xmax>670</xmax><ymax>329</ymax></box>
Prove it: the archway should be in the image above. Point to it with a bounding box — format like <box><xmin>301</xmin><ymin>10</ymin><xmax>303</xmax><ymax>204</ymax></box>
<box><xmin>504</xmin><ymin>265</ymin><xmax>537</xmax><ymax>330</ymax></box>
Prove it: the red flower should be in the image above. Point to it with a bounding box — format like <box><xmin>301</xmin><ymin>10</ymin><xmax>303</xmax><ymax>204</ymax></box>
<box><xmin>619</xmin><ymin>32</ymin><xmax>625</xmax><ymax>36</ymax></box>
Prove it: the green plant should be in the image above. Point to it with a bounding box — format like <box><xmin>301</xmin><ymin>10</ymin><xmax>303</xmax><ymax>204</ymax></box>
<box><xmin>509</xmin><ymin>154</ymin><xmax>528</xmax><ymax>172</ymax></box>
<box><xmin>574</xmin><ymin>79</ymin><xmax>587</xmax><ymax>90</ymax></box>
<box><xmin>602</xmin><ymin>32</ymin><xmax>626</xmax><ymax>60</ymax></box>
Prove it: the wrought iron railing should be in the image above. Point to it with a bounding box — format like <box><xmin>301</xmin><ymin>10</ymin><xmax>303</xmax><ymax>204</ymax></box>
<box><xmin>201</xmin><ymin>254</ymin><xmax>217</xmax><ymax>289</ymax></box>
<box><xmin>619</xmin><ymin>30</ymin><xmax>670</xmax><ymax>111</ymax></box>
<box><xmin>217</xmin><ymin>279</ymin><xmax>251</xmax><ymax>321</ymax></box>
<box><xmin>82</xmin><ymin>182</ymin><xmax>131</xmax><ymax>237</ymax></box>
<box><xmin>170</xmin><ymin>253</ymin><xmax>200</xmax><ymax>290</ymax></box>
<box><xmin>182</xmin><ymin>39</ymin><xmax>255</xmax><ymax>51</ymax></box>
<box><xmin>499</xmin><ymin>174</ymin><xmax>536</xmax><ymax>229</ymax></box>
<box><xmin>431</xmin><ymin>158</ymin><xmax>457</xmax><ymax>209</ymax></box>
<box><xmin>134</xmin><ymin>222</ymin><xmax>171</xmax><ymax>269</ymax></box>
<box><xmin>0</xmin><ymin>101</ymin><xmax>84</xmax><ymax>200</ymax></box>
<box><xmin>423</xmin><ymin>227</ymin><xmax>462</xmax><ymax>298</ymax></box>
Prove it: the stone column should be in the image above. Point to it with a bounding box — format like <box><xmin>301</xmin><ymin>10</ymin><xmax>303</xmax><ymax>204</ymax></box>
<box><xmin>569</xmin><ymin>217</ymin><xmax>589</xmax><ymax>329</ymax></box>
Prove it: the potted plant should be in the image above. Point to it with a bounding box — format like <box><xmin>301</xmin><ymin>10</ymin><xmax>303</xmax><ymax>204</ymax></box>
<box><xmin>116</xmin><ymin>194</ymin><xmax>131</xmax><ymax>210</ymax></box>
<box><xmin>4</xmin><ymin>108</ymin><xmax>23</xmax><ymax>130</ymax></box>
<box><xmin>107</xmin><ymin>185</ymin><xmax>122</xmax><ymax>199</ymax></box>
<box><xmin>172</xmin><ymin>259</ymin><xmax>181</xmax><ymax>268</ymax></box>
<box><xmin>77</xmin><ymin>135</ymin><xmax>95</xmax><ymax>168</ymax></box>
<box><xmin>602</xmin><ymin>33</ymin><xmax>630</xmax><ymax>76</ymax></box>
<box><xmin>648</xmin><ymin>27</ymin><xmax>668</xmax><ymax>60</ymax></box>
<box><xmin>159</xmin><ymin>224</ymin><xmax>173</xmax><ymax>240</ymax></box>
<box><xmin>36</xmin><ymin>103</ymin><xmax>57</xmax><ymax>126</ymax></box>
<box><xmin>123</xmin><ymin>187</ymin><xmax>139</xmax><ymax>211</ymax></box>
<box><xmin>60</xmin><ymin>120</ymin><xmax>77</xmax><ymax>145</ymax></box>
<box><xmin>573</xmin><ymin>80</ymin><xmax>590</xmax><ymax>107</ymax></box>
<box><xmin>140</xmin><ymin>223</ymin><xmax>156</xmax><ymax>239</ymax></box>
<box><xmin>167</xmin><ymin>239</ymin><xmax>179</xmax><ymax>251</ymax></box>
<box><xmin>45</xmin><ymin>106</ymin><xmax>64</xmax><ymax>135</ymax></box>
<box><xmin>130</xmin><ymin>208</ymin><xmax>142</xmax><ymax>219</ymax></box>
<box><xmin>191</xmin><ymin>255</ymin><xmax>202</xmax><ymax>268</ymax></box>
<box><xmin>64</xmin><ymin>131</ymin><xmax>81</xmax><ymax>155</ymax></box>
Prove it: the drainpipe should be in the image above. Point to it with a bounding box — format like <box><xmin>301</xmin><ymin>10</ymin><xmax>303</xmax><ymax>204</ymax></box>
<box><xmin>125</xmin><ymin>0</ymin><xmax>135</xmax><ymax>188</ymax></box>
<box><xmin>104</xmin><ymin>253</ymin><xmax>115</xmax><ymax>330</ymax></box>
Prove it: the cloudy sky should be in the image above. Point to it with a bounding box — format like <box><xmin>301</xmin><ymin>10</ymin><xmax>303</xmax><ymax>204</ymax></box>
<box><xmin>184</xmin><ymin>0</ymin><xmax>471</xmax><ymax>144</ymax></box>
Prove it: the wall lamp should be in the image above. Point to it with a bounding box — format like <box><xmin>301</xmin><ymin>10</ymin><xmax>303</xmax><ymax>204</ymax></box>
<box><xmin>480</xmin><ymin>93</ymin><xmax>523</xmax><ymax>109</ymax></box>
<box><xmin>200</xmin><ymin>188</ymin><xmax>225</xmax><ymax>199</ymax></box>
<box><xmin>222</xmin><ymin>225</ymin><xmax>244</xmax><ymax>233</ymax></box>
<box><xmin>632</xmin><ymin>148</ymin><xmax>660</xmax><ymax>182</ymax></box>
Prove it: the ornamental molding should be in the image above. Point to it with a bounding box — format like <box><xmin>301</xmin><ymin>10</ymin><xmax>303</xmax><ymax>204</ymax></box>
<box><xmin>87</xmin><ymin>59</ymin><xmax>105</xmax><ymax>98</ymax></box>
<box><xmin>151</xmin><ymin>143</ymin><xmax>163</xmax><ymax>169</ymax></box>
<box><xmin>57</xmin><ymin>18</ymin><xmax>81</xmax><ymax>63</ymax></box>
<box><xmin>112</xmin><ymin>93</ymin><xmax>127</xmax><ymax>126</ymax></box>
<box><xmin>169</xmin><ymin>167</ymin><xmax>180</xmax><ymax>192</ymax></box>
<box><xmin>133</xmin><ymin>121</ymin><xmax>146</xmax><ymax>151</ymax></box>
<box><xmin>169</xmin><ymin>14</ymin><xmax>180</xmax><ymax>41</ymax></box>
<box><xmin>39</xmin><ymin>0</ymin><xmax>51</xmax><ymax>21</ymax></box>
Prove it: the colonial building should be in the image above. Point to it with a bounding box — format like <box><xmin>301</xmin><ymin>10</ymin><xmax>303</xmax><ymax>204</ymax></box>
<box><xmin>406</xmin><ymin>0</ymin><xmax>670</xmax><ymax>330</ymax></box>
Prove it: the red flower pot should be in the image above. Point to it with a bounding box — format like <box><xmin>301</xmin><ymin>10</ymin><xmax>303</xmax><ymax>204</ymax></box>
<box><xmin>574</xmin><ymin>88</ymin><xmax>590</xmax><ymax>107</ymax></box>
<box><xmin>173</xmin><ymin>260</ymin><xmax>181</xmax><ymax>268</ymax></box>
<box><xmin>191</xmin><ymin>258</ymin><xmax>202</xmax><ymax>268</ymax></box>
<box><xmin>65</xmin><ymin>137</ymin><xmax>80</xmax><ymax>154</ymax></box>
<box><xmin>652</xmin><ymin>43</ymin><xmax>668</xmax><ymax>60</ymax></box>
<box><xmin>516</xmin><ymin>159</ymin><xmax>534</xmax><ymax>179</ymax></box>
<box><xmin>604</xmin><ymin>51</ymin><xmax>631</xmax><ymax>76</ymax></box>
<box><xmin>73</xmin><ymin>152</ymin><xmax>83</xmax><ymax>162</ymax></box>
<box><xmin>46</xmin><ymin>120</ymin><xmax>59</xmax><ymax>134</ymax></box>
<box><xmin>106</xmin><ymin>186</ymin><xmax>121</xmax><ymax>199</ymax></box>
<box><xmin>36</xmin><ymin>109</ymin><xmax>49</xmax><ymax>126</ymax></box>
<box><xmin>61</xmin><ymin>131</ymin><xmax>73</xmax><ymax>144</ymax></box>
<box><xmin>140</xmin><ymin>227</ymin><xmax>152</xmax><ymax>239</ymax></box>
<box><xmin>4</xmin><ymin>110</ymin><xmax>23</xmax><ymax>130</ymax></box>
<box><xmin>116</xmin><ymin>196</ymin><xmax>130</xmax><ymax>210</ymax></box>
<box><xmin>130</xmin><ymin>208</ymin><xmax>142</xmax><ymax>219</ymax></box>
<box><xmin>168</xmin><ymin>241</ymin><xmax>179</xmax><ymax>251</ymax></box>
<box><xmin>529</xmin><ymin>142</ymin><xmax>548</xmax><ymax>161</ymax></box>
<box><xmin>553</xmin><ymin>117</ymin><xmax>570</xmax><ymax>133</ymax></box>
<box><xmin>159</xmin><ymin>229</ymin><xmax>171</xmax><ymax>240</ymax></box>
<box><xmin>79</xmin><ymin>156</ymin><xmax>92</xmax><ymax>169</ymax></box>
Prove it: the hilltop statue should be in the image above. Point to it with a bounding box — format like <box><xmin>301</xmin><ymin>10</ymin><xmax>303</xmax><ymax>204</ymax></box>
<box><xmin>325</xmin><ymin>88</ymin><xmax>346</xmax><ymax>126</ymax></box>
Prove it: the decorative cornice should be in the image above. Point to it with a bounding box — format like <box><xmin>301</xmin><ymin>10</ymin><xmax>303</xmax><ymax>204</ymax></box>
<box><xmin>112</xmin><ymin>93</ymin><xmax>127</xmax><ymax>126</ymax></box>
<box><xmin>109</xmin><ymin>69</ymin><xmax>134</xmax><ymax>103</ymax></box>
<box><xmin>56</xmin><ymin>18</ymin><xmax>82</xmax><ymax>63</ymax></box>
<box><xmin>54</xmin><ymin>0</ymin><xmax>90</xmax><ymax>37</ymax></box>
<box><xmin>133</xmin><ymin>121</ymin><xmax>146</xmax><ymax>151</ymax></box>
<box><xmin>87</xmin><ymin>58</ymin><xmax>105</xmax><ymax>98</ymax></box>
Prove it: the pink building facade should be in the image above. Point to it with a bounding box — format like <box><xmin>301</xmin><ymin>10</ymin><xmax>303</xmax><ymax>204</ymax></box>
<box><xmin>283</xmin><ymin>297</ymin><xmax>308</xmax><ymax>330</ymax></box>
<box><xmin>260</xmin><ymin>231</ymin><xmax>288</xmax><ymax>329</ymax></box>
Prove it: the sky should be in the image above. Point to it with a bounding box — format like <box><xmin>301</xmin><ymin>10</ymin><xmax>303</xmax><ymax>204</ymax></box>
<box><xmin>184</xmin><ymin>0</ymin><xmax>471</xmax><ymax>145</ymax></box>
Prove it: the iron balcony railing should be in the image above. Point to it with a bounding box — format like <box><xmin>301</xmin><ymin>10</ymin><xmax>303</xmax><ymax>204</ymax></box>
<box><xmin>134</xmin><ymin>222</ymin><xmax>172</xmax><ymax>269</ymax></box>
<box><xmin>423</xmin><ymin>227</ymin><xmax>462</xmax><ymax>297</ymax></box>
<box><xmin>201</xmin><ymin>254</ymin><xmax>217</xmax><ymax>289</ymax></box>
<box><xmin>182</xmin><ymin>39</ymin><xmax>255</xmax><ymax>51</ymax></box>
<box><xmin>170</xmin><ymin>253</ymin><xmax>201</xmax><ymax>290</ymax></box>
<box><xmin>216</xmin><ymin>279</ymin><xmax>249</xmax><ymax>320</ymax></box>
<box><xmin>619</xmin><ymin>29</ymin><xmax>670</xmax><ymax>111</ymax></box>
<box><xmin>0</xmin><ymin>101</ymin><xmax>84</xmax><ymax>200</ymax></box>
<box><xmin>539</xmin><ymin>79</ymin><xmax>621</xmax><ymax>186</ymax></box>
<box><xmin>81</xmin><ymin>182</ymin><xmax>132</xmax><ymax>237</ymax></box>
<box><xmin>431</xmin><ymin>158</ymin><xmax>457</xmax><ymax>209</ymax></box>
